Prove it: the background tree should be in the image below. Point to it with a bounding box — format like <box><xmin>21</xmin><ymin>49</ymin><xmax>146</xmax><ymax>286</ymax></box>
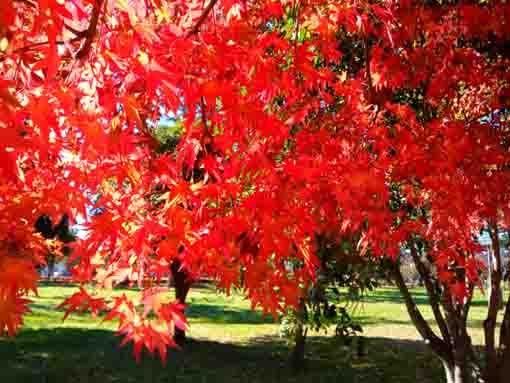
<box><xmin>34</xmin><ymin>214</ymin><xmax>76</xmax><ymax>280</ymax></box>
<box><xmin>281</xmin><ymin>233</ymin><xmax>390</xmax><ymax>371</ymax></box>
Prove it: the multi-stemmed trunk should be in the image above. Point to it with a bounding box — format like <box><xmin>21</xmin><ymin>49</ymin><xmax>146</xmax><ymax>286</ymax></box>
<box><xmin>438</xmin><ymin>333</ymin><xmax>484</xmax><ymax>383</ymax></box>
<box><xmin>393</xmin><ymin>227</ymin><xmax>509</xmax><ymax>383</ymax></box>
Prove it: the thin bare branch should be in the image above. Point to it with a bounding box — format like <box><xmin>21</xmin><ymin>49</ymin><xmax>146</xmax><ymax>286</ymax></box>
<box><xmin>185</xmin><ymin>0</ymin><xmax>220</xmax><ymax>37</ymax></box>
<box><xmin>1</xmin><ymin>36</ymin><xmax>82</xmax><ymax>60</ymax></box>
<box><xmin>364</xmin><ymin>36</ymin><xmax>374</xmax><ymax>101</ymax></box>
<box><xmin>13</xmin><ymin>0</ymin><xmax>36</xmax><ymax>8</ymax></box>
<box><xmin>76</xmin><ymin>0</ymin><xmax>103</xmax><ymax>59</ymax></box>
<box><xmin>64</xmin><ymin>23</ymin><xmax>88</xmax><ymax>38</ymax></box>
<box><xmin>3</xmin><ymin>0</ymin><xmax>102</xmax><ymax>63</ymax></box>
<box><xmin>294</xmin><ymin>0</ymin><xmax>301</xmax><ymax>57</ymax></box>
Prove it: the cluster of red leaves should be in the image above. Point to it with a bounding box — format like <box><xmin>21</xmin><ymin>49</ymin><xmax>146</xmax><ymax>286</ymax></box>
<box><xmin>1</xmin><ymin>0</ymin><xmax>510</xmax><ymax>362</ymax></box>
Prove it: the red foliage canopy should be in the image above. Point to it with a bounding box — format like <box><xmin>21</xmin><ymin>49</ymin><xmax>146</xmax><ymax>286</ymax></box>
<box><xmin>1</xmin><ymin>0</ymin><xmax>509</xmax><ymax>362</ymax></box>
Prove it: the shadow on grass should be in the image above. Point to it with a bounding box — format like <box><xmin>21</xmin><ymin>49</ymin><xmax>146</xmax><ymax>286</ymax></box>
<box><xmin>185</xmin><ymin>303</ymin><xmax>274</xmax><ymax>324</ymax></box>
<box><xmin>355</xmin><ymin>315</ymin><xmax>490</xmax><ymax>329</ymax></box>
<box><xmin>29</xmin><ymin>299</ymin><xmax>274</xmax><ymax>326</ymax></box>
<box><xmin>38</xmin><ymin>280</ymin><xmax>79</xmax><ymax>287</ymax></box>
<box><xmin>27</xmin><ymin>303</ymin><xmax>273</xmax><ymax>326</ymax></box>
<box><xmin>0</xmin><ymin>328</ymin><xmax>443</xmax><ymax>383</ymax></box>
<box><xmin>361</xmin><ymin>288</ymin><xmax>489</xmax><ymax>307</ymax></box>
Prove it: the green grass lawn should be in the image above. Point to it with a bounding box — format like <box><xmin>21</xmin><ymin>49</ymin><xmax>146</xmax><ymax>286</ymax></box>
<box><xmin>0</xmin><ymin>284</ymin><xmax>503</xmax><ymax>383</ymax></box>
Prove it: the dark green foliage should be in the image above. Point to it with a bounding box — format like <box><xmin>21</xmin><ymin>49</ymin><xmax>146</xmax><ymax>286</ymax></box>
<box><xmin>34</xmin><ymin>214</ymin><xmax>76</xmax><ymax>277</ymax></box>
<box><xmin>35</xmin><ymin>214</ymin><xmax>75</xmax><ymax>243</ymax></box>
<box><xmin>35</xmin><ymin>215</ymin><xmax>55</xmax><ymax>239</ymax></box>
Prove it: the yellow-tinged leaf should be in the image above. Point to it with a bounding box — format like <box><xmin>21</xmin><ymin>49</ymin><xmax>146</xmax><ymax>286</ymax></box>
<box><xmin>124</xmin><ymin>97</ymin><xmax>143</xmax><ymax>129</ymax></box>
<box><xmin>0</xmin><ymin>37</ymin><xmax>9</xmax><ymax>52</ymax></box>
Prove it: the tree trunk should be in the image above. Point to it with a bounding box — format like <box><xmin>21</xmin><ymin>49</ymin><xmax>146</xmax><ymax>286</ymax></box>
<box><xmin>497</xmin><ymin>352</ymin><xmax>510</xmax><ymax>383</ymax></box>
<box><xmin>442</xmin><ymin>359</ymin><xmax>486</xmax><ymax>383</ymax></box>
<box><xmin>484</xmin><ymin>224</ymin><xmax>503</xmax><ymax>383</ymax></box>
<box><xmin>392</xmin><ymin>261</ymin><xmax>486</xmax><ymax>383</ymax></box>
<box><xmin>442</xmin><ymin>361</ymin><xmax>470</xmax><ymax>383</ymax></box>
<box><xmin>393</xmin><ymin>237</ymin><xmax>510</xmax><ymax>383</ymax></box>
<box><xmin>289</xmin><ymin>299</ymin><xmax>307</xmax><ymax>373</ymax></box>
<box><xmin>47</xmin><ymin>255</ymin><xmax>55</xmax><ymax>281</ymax></box>
<box><xmin>170</xmin><ymin>260</ymin><xmax>192</xmax><ymax>346</ymax></box>
<box><xmin>442</xmin><ymin>360</ymin><xmax>456</xmax><ymax>383</ymax></box>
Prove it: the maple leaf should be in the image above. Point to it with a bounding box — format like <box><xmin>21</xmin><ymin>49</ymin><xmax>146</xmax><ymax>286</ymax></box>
<box><xmin>158</xmin><ymin>302</ymin><xmax>189</xmax><ymax>332</ymax></box>
<box><xmin>102</xmin><ymin>293</ymin><xmax>134</xmax><ymax>324</ymax></box>
<box><xmin>0</xmin><ymin>292</ymin><xmax>31</xmax><ymax>336</ymax></box>
<box><xmin>0</xmin><ymin>257</ymin><xmax>38</xmax><ymax>296</ymax></box>
<box><xmin>140</xmin><ymin>287</ymin><xmax>167</xmax><ymax>317</ymax></box>
<box><xmin>450</xmin><ymin>281</ymin><xmax>469</xmax><ymax>304</ymax></box>
<box><xmin>58</xmin><ymin>288</ymin><xmax>107</xmax><ymax>320</ymax></box>
<box><xmin>102</xmin><ymin>267</ymin><xmax>132</xmax><ymax>289</ymax></box>
<box><xmin>117</xmin><ymin>319</ymin><xmax>175</xmax><ymax>364</ymax></box>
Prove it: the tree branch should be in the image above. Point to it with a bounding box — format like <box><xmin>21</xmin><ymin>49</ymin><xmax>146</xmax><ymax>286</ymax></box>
<box><xmin>294</xmin><ymin>0</ymin><xmax>301</xmax><ymax>57</ymax></box>
<box><xmin>441</xmin><ymin>287</ymin><xmax>459</xmax><ymax>343</ymax></box>
<box><xmin>5</xmin><ymin>0</ymin><xmax>103</xmax><ymax>62</ymax></box>
<box><xmin>484</xmin><ymin>223</ymin><xmax>503</xmax><ymax>381</ymax></box>
<box><xmin>441</xmin><ymin>284</ymin><xmax>482</xmax><ymax>379</ymax></box>
<box><xmin>409</xmin><ymin>244</ymin><xmax>451</xmax><ymax>344</ymax></box>
<box><xmin>4</xmin><ymin>1</ymin><xmax>101</xmax><ymax>63</ymax></box>
<box><xmin>364</xmin><ymin>34</ymin><xmax>381</xmax><ymax>122</ymax></box>
<box><xmin>461</xmin><ymin>282</ymin><xmax>475</xmax><ymax>326</ymax></box>
<box><xmin>0</xmin><ymin>36</ymin><xmax>82</xmax><ymax>63</ymax></box>
<box><xmin>364</xmin><ymin>36</ymin><xmax>374</xmax><ymax>102</ymax></box>
<box><xmin>200</xmin><ymin>95</ymin><xmax>209</xmax><ymax>146</ymax></box>
<box><xmin>499</xmin><ymin>289</ymin><xmax>510</xmax><ymax>365</ymax></box>
<box><xmin>391</xmin><ymin>261</ymin><xmax>450</xmax><ymax>360</ymax></box>
<box><xmin>498</xmin><ymin>231</ymin><xmax>510</xmax><ymax>378</ymax></box>
<box><xmin>64</xmin><ymin>23</ymin><xmax>88</xmax><ymax>38</ymax></box>
<box><xmin>75</xmin><ymin>0</ymin><xmax>103</xmax><ymax>59</ymax></box>
<box><xmin>13</xmin><ymin>0</ymin><xmax>36</xmax><ymax>8</ymax></box>
<box><xmin>185</xmin><ymin>0</ymin><xmax>220</xmax><ymax>37</ymax></box>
